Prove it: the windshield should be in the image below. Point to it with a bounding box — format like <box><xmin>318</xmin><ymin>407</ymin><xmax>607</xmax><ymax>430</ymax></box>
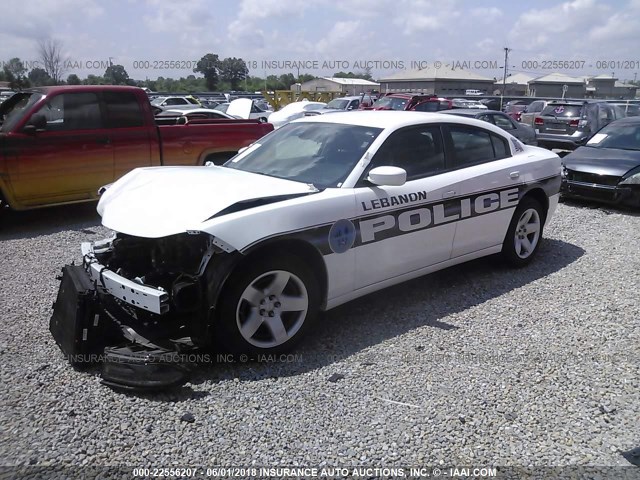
<box><xmin>586</xmin><ymin>122</ymin><xmax>640</xmax><ymax>150</ymax></box>
<box><xmin>326</xmin><ymin>99</ymin><xmax>349</xmax><ymax>110</ymax></box>
<box><xmin>225</xmin><ymin>122</ymin><xmax>383</xmax><ymax>188</ymax></box>
<box><xmin>0</xmin><ymin>92</ymin><xmax>44</xmax><ymax>133</ymax></box>
<box><xmin>372</xmin><ymin>96</ymin><xmax>408</xmax><ymax>110</ymax></box>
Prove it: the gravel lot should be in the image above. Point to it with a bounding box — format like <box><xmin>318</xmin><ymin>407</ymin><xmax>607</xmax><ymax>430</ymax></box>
<box><xmin>0</xmin><ymin>200</ymin><xmax>639</xmax><ymax>476</ymax></box>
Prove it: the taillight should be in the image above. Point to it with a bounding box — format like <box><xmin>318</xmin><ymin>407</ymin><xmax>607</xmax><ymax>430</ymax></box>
<box><xmin>569</xmin><ymin>119</ymin><xmax>579</xmax><ymax>127</ymax></box>
<box><xmin>534</xmin><ymin>117</ymin><xmax>544</xmax><ymax>125</ymax></box>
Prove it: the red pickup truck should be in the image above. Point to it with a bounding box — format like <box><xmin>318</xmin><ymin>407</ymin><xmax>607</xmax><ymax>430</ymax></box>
<box><xmin>0</xmin><ymin>86</ymin><xmax>273</xmax><ymax>211</ymax></box>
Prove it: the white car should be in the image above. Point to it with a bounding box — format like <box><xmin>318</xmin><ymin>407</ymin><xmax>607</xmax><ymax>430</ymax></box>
<box><xmin>268</xmin><ymin>101</ymin><xmax>327</xmax><ymax>128</ymax></box>
<box><xmin>73</xmin><ymin>112</ymin><xmax>561</xmax><ymax>360</ymax></box>
<box><xmin>226</xmin><ymin>98</ymin><xmax>272</xmax><ymax>122</ymax></box>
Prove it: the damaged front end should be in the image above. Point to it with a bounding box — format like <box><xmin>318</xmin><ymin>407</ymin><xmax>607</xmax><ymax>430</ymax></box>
<box><xmin>50</xmin><ymin>231</ymin><xmax>234</xmax><ymax>391</ymax></box>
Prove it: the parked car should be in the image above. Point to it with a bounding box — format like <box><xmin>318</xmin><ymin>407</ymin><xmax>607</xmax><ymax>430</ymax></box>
<box><xmin>561</xmin><ymin>116</ymin><xmax>640</xmax><ymax>207</ymax></box>
<box><xmin>409</xmin><ymin>97</ymin><xmax>453</xmax><ymax>112</ymax></box>
<box><xmin>535</xmin><ymin>100</ymin><xmax>623</xmax><ymax>151</ymax></box>
<box><xmin>227</xmin><ymin>98</ymin><xmax>273</xmax><ymax>122</ymax></box>
<box><xmin>440</xmin><ymin>109</ymin><xmax>538</xmax><ymax>145</ymax></box>
<box><xmin>364</xmin><ymin>93</ymin><xmax>437</xmax><ymax>111</ymax></box>
<box><xmin>150</xmin><ymin>95</ymin><xmax>201</xmax><ymax>108</ymax></box>
<box><xmin>0</xmin><ymin>86</ymin><xmax>273</xmax><ymax>211</ymax></box>
<box><xmin>503</xmin><ymin>100</ymin><xmax>533</xmax><ymax>122</ymax></box>
<box><xmin>56</xmin><ymin>111</ymin><xmax>560</xmax><ymax>388</ymax></box>
<box><xmin>155</xmin><ymin>107</ymin><xmax>238</xmax><ymax>121</ymax></box>
<box><xmin>306</xmin><ymin>95</ymin><xmax>382</xmax><ymax>116</ymax></box>
<box><xmin>267</xmin><ymin>101</ymin><xmax>326</xmax><ymax>128</ymax></box>
<box><xmin>519</xmin><ymin>100</ymin><xmax>549</xmax><ymax>127</ymax></box>
<box><xmin>452</xmin><ymin>98</ymin><xmax>488</xmax><ymax>109</ymax></box>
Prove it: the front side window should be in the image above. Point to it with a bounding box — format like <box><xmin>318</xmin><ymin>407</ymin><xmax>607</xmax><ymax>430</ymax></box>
<box><xmin>365</xmin><ymin>125</ymin><xmax>445</xmax><ymax>181</ymax></box>
<box><xmin>36</xmin><ymin>92</ymin><xmax>103</xmax><ymax>131</ymax></box>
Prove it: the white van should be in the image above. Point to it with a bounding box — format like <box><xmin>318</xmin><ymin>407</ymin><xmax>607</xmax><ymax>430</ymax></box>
<box><xmin>465</xmin><ymin>89</ymin><xmax>483</xmax><ymax>96</ymax></box>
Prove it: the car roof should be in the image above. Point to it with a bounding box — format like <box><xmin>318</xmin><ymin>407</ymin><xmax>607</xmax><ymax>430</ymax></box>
<box><xmin>293</xmin><ymin>110</ymin><xmax>513</xmax><ymax>135</ymax></box>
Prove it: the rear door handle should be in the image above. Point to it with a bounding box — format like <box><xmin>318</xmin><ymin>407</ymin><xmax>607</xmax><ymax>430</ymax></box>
<box><xmin>442</xmin><ymin>190</ymin><xmax>456</xmax><ymax>199</ymax></box>
<box><xmin>509</xmin><ymin>171</ymin><xmax>520</xmax><ymax>179</ymax></box>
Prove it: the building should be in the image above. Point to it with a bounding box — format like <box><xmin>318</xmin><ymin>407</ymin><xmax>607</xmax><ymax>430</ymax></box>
<box><xmin>295</xmin><ymin>77</ymin><xmax>380</xmax><ymax>95</ymax></box>
<box><xmin>582</xmin><ymin>74</ymin><xmax>637</xmax><ymax>99</ymax></box>
<box><xmin>377</xmin><ymin>65</ymin><xmax>495</xmax><ymax>95</ymax></box>
<box><xmin>494</xmin><ymin>73</ymin><xmax>534</xmax><ymax>96</ymax></box>
<box><xmin>527</xmin><ymin>73</ymin><xmax>585</xmax><ymax>98</ymax></box>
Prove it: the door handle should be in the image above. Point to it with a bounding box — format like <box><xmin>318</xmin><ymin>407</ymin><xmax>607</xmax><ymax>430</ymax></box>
<box><xmin>509</xmin><ymin>171</ymin><xmax>520</xmax><ymax>179</ymax></box>
<box><xmin>442</xmin><ymin>190</ymin><xmax>456</xmax><ymax>199</ymax></box>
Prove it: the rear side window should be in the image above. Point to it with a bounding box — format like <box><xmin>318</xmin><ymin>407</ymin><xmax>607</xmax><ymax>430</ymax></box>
<box><xmin>448</xmin><ymin>126</ymin><xmax>509</xmax><ymax>167</ymax></box>
<box><xmin>103</xmin><ymin>91</ymin><xmax>144</xmax><ymax>128</ymax></box>
<box><xmin>541</xmin><ymin>104</ymin><xmax>582</xmax><ymax>117</ymax></box>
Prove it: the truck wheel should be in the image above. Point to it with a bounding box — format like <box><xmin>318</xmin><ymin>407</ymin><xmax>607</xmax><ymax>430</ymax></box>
<box><xmin>214</xmin><ymin>255</ymin><xmax>320</xmax><ymax>354</ymax></box>
<box><xmin>501</xmin><ymin>197</ymin><xmax>545</xmax><ymax>267</ymax></box>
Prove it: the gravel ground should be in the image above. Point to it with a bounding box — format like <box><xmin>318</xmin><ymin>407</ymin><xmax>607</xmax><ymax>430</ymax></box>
<box><xmin>0</xmin><ymin>200</ymin><xmax>639</xmax><ymax>476</ymax></box>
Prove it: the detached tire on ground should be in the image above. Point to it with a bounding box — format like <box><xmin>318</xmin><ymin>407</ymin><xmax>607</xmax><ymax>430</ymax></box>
<box><xmin>501</xmin><ymin>197</ymin><xmax>545</xmax><ymax>267</ymax></box>
<box><xmin>214</xmin><ymin>255</ymin><xmax>320</xmax><ymax>354</ymax></box>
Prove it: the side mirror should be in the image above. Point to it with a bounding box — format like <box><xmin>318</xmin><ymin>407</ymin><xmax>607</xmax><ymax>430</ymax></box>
<box><xmin>367</xmin><ymin>166</ymin><xmax>407</xmax><ymax>186</ymax></box>
<box><xmin>24</xmin><ymin>114</ymin><xmax>47</xmax><ymax>133</ymax></box>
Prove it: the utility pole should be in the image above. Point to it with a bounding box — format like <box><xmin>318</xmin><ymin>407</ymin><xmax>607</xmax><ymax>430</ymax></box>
<box><xmin>500</xmin><ymin>47</ymin><xmax>510</xmax><ymax>111</ymax></box>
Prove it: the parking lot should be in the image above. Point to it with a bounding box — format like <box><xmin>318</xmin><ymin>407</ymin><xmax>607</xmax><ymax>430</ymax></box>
<box><xmin>0</xmin><ymin>200</ymin><xmax>638</xmax><ymax>469</ymax></box>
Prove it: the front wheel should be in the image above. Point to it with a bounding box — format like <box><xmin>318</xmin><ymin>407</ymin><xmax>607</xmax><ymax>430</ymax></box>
<box><xmin>214</xmin><ymin>255</ymin><xmax>320</xmax><ymax>354</ymax></box>
<box><xmin>501</xmin><ymin>197</ymin><xmax>545</xmax><ymax>267</ymax></box>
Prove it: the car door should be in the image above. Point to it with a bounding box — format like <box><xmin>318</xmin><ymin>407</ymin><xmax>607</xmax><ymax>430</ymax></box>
<box><xmin>5</xmin><ymin>91</ymin><xmax>114</xmax><ymax>206</ymax></box>
<box><xmin>104</xmin><ymin>91</ymin><xmax>154</xmax><ymax>181</ymax></box>
<box><xmin>442</xmin><ymin>124</ymin><xmax>522</xmax><ymax>258</ymax></box>
<box><xmin>352</xmin><ymin>124</ymin><xmax>459</xmax><ymax>289</ymax></box>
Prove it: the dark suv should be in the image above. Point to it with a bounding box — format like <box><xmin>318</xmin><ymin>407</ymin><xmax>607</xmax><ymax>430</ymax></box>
<box><xmin>535</xmin><ymin>100</ymin><xmax>623</xmax><ymax>150</ymax></box>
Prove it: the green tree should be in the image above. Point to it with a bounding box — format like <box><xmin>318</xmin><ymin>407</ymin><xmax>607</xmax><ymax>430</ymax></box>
<box><xmin>3</xmin><ymin>58</ymin><xmax>30</xmax><ymax>89</ymax></box>
<box><xmin>83</xmin><ymin>74</ymin><xmax>104</xmax><ymax>85</ymax></box>
<box><xmin>298</xmin><ymin>73</ymin><xmax>316</xmax><ymax>83</ymax></box>
<box><xmin>194</xmin><ymin>53</ymin><xmax>220</xmax><ymax>91</ymax></box>
<box><xmin>103</xmin><ymin>64</ymin><xmax>130</xmax><ymax>85</ymax></box>
<box><xmin>219</xmin><ymin>57</ymin><xmax>248</xmax><ymax>90</ymax></box>
<box><xmin>66</xmin><ymin>73</ymin><xmax>81</xmax><ymax>85</ymax></box>
<box><xmin>28</xmin><ymin>67</ymin><xmax>53</xmax><ymax>86</ymax></box>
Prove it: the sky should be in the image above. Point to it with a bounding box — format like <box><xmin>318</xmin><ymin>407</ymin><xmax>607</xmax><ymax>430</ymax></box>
<box><xmin>1</xmin><ymin>0</ymin><xmax>639</xmax><ymax>83</ymax></box>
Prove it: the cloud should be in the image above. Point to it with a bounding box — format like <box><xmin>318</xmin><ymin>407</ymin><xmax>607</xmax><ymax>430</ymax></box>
<box><xmin>470</xmin><ymin>7</ymin><xmax>503</xmax><ymax>23</ymax></box>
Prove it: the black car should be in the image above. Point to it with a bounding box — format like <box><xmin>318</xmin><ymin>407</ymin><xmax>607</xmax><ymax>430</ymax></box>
<box><xmin>440</xmin><ymin>109</ymin><xmax>537</xmax><ymax>145</ymax></box>
<box><xmin>535</xmin><ymin>100</ymin><xmax>623</xmax><ymax>151</ymax></box>
<box><xmin>561</xmin><ymin>116</ymin><xmax>640</xmax><ymax>207</ymax></box>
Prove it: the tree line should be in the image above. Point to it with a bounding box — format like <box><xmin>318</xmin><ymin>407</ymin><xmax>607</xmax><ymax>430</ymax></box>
<box><xmin>0</xmin><ymin>40</ymin><xmax>374</xmax><ymax>93</ymax></box>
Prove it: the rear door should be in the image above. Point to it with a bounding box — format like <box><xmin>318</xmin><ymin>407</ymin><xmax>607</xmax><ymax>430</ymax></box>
<box><xmin>5</xmin><ymin>91</ymin><xmax>114</xmax><ymax>206</ymax></box>
<box><xmin>352</xmin><ymin>124</ymin><xmax>459</xmax><ymax>288</ymax></box>
<box><xmin>104</xmin><ymin>91</ymin><xmax>154</xmax><ymax>181</ymax></box>
<box><xmin>443</xmin><ymin>124</ymin><xmax>522</xmax><ymax>258</ymax></box>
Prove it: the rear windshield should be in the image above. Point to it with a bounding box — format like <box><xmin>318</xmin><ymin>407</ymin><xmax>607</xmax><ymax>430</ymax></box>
<box><xmin>541</xmin><ymin>104</ymin><xmax>583</xmax><ymax>117</ymax></box>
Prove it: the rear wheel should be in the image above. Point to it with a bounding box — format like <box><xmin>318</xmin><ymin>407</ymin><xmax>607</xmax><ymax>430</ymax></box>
<box><xmin>501</xmin><ymin>197</ymin><xmax>545</xmax><ymax>267</ymax></box>
<box><xmin>213</xmin><ymin>255</ymin><xmax>320</xmax><ymax>354</ymax></box>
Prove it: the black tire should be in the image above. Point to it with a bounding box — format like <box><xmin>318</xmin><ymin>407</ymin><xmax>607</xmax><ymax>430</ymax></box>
<box><xmin>213</xmin><ymin>255</ymin><xmax>320</xmax><ymax>354</ymax></box>
<box><xmin>501</xmin><ymin>197</ymin><xmax>545</xmax><ymax>267</ymax></box>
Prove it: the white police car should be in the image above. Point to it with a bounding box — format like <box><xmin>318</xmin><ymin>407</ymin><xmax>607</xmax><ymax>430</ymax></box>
<box><xmin>79</xmin><ymin>111</ymin><xmax>561</xmax><ymax>355</ymax></box>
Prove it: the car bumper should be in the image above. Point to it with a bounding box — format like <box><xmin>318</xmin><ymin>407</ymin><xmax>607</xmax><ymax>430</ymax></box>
<box><xmin>561</xmin><ymin>179</ymin><xmax>640</xmax><ymax>207</ymax></box>
<box><xmin>537</xmin><ymin>133</ymin><xmax>588</xmax><ymax>150</ymax></box>
<box><xmin>81</xmin><ymin>239</ymin><xmax>169</xmax><ymax>315</ymax></box>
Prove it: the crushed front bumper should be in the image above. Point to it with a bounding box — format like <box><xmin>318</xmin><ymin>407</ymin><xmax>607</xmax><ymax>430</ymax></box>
<box><xmin>81</xmin><ymin>239</ymin><xmax>170</xmax><ymax>315</ymax></box>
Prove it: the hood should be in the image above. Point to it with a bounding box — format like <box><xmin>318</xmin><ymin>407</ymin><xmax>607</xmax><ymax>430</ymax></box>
<box><xmin>226</xmin><ymin>98</ymin><xmax>253</xmax><ymax>119</ymax></box>
<box><xmin>563</xmin><ymin>146</ymin><xmax>640</xmax><ymax>177</ymax></box>
<box><xmin>98</xmin><ymin>166</ymin><xmax>316</xmax><ymax>238</ymax></box>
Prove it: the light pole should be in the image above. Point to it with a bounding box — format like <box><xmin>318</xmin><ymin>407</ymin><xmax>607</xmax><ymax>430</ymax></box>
<box><xmin>500</xmin><ymin>47</ymin><xmax>510</xmax><ymax>111</ymax></box>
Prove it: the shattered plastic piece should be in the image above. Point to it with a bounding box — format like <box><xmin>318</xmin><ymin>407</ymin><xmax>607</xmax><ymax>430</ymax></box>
<box><xmin>180</xmin><ymin>412</ymin><xmax>195</xmax><ymax>423</ymax></box>
<box><xmin>327</xmin><ymin>373</ymin><xmax>345</xmax><ymax>383</ymax></box>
